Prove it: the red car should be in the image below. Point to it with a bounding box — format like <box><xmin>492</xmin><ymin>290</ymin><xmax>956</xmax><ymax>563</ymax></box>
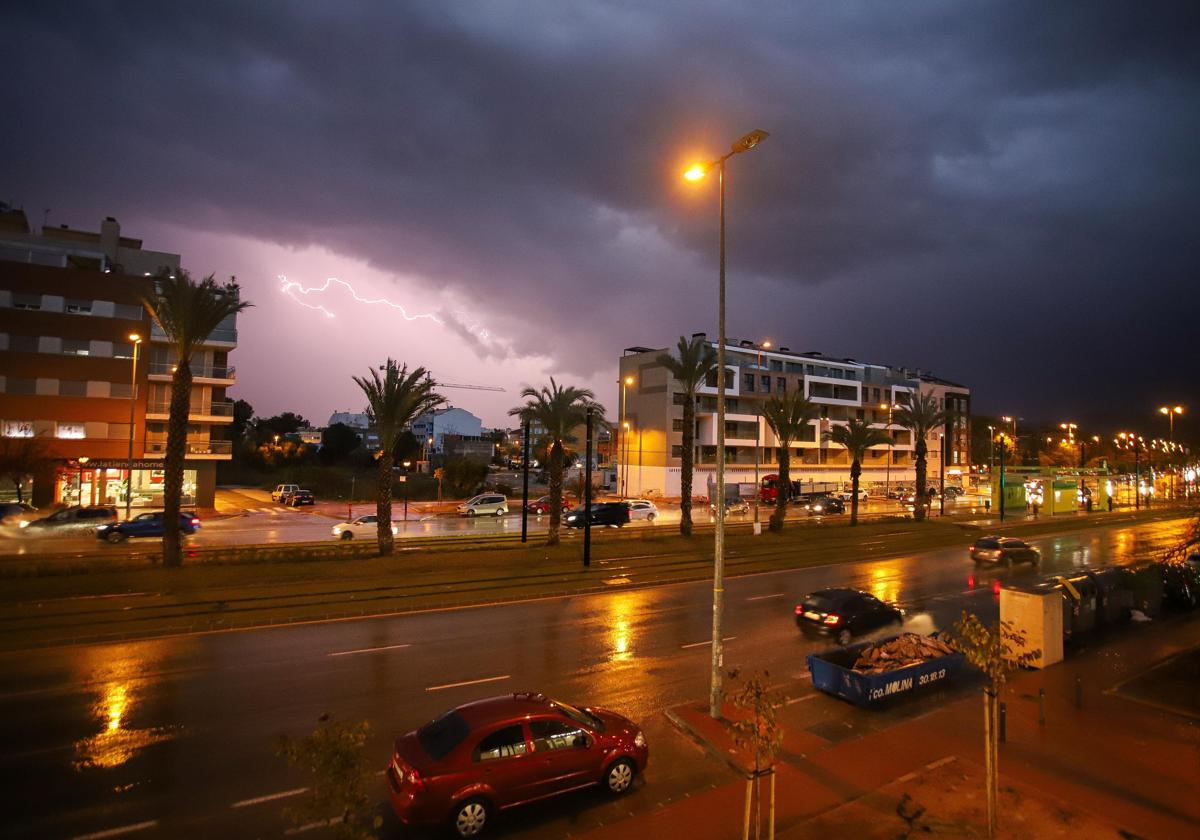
<box><xmin>526</xmin><ymin>495</ymin><xmax>573</xmax><ymax>515</ymax></box>
<box><xmin>388</xmin><ymin>693</ymin><xmax>648</xmax><ymax>837</ymax></box>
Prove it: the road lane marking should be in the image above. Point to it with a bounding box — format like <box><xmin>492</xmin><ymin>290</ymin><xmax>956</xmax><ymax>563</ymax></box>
<box><xmin>73</xmin><ymin>822</ymin><xmax>158</xmax><ymax>840</ymax></box>
<box><xmin>426</xmin><ymin>675</ymin><xmax>510</xmax><ymax>692</ymax></box>
<box><xmin>785</xmin><ymin>694</ymin><xmax>818</xmax><ymax>705</ymax></box>
<box><xmin>327</xmin><ymin>643</ymin><xmax>411</xmax><ymax>657</ymax></box>
<box><xmin>231</xmin><ymin>787</ymin><xmax>308</xmax><ymax>808</ymax></box>
<box><xmin>746</xmin><ymin>593</ymin><xmax>784</xmax><ymax>601</ymax></box>
<box><xmin>285</xmin><ymin>819</ymin><xmax>333</xmax><ymax>835</ymax></box>
<box><xmin>681</xmin><ymin>636</ymin><xmax>736</xmax><ymax>649</ymax></box>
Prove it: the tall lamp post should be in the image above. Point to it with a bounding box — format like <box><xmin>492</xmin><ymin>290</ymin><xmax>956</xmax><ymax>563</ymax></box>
<box><xmin>753</xmin><ymin>341</ymin><xmax>771</xmax><ymax>534</ymax></box>
<box><xmin>124</xmin><ymin>333</ymin><xmax>142</xmax><ymax>520</ymax></box>
<box><xmin>1115</xmin><ymin>432</ymin><xmax>1143</xmax><ymax>509</ymax></box>
<box><xmin>618</xmin><ymin>376</ymin><xmax>633</xmax><ymax>497</ymax></box>
<box><xmin>1159</xmin><ymin>405</ymin><xmax>1183</xmax><ymax>499</ymax></box>
<box><xmin>880</xmin><ymin>402</ymin><xmax>897</xmax><ymax>499</ymax></box>
<box><xmin>995</xmin><ymin>433</ymin><xmax>1009</xmax><ymax>522</ymax></box>
<box><xmin>401</xmin><ymin>460</ymin><xmax>412</xmax><ymax>524</ymax></box>
<box><xmin>685</xmin><ymin>127</ymin><xmax>769</xmax><ymax>719</ymax></box>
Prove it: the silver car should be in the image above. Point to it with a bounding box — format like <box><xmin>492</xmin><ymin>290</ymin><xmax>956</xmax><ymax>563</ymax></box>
<box><xmin>457</xmin><ymin>494</ymin><xmax>509</xmax><ymax>517</ymax></box>
<box><xmin>626</xmin><ymin>499</ymin><xmax>658</xmax><ymax>521</ymax></box>
<box><xmin>332</xmin><ymin>515</ymin><xmax>398</xmax><ymax>540</ymax></box>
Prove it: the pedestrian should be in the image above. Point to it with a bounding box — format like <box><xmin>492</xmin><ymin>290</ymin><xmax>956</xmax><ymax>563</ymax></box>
<box><xmin>984</xmin><ymin>498</ymin><xmax>991</xmax><ymax>513</ymax></box>
<box><xmin>1107</xmin><ymin>495</ymin><xmax>1113</xmax><ymax>513</ymax></box>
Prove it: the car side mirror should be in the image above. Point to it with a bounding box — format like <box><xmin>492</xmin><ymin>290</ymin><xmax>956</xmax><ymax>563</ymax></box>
<box><xmin>574</xmin><ymin>734</ymin><xmax>591</xmax><ymax>749</ymax></box>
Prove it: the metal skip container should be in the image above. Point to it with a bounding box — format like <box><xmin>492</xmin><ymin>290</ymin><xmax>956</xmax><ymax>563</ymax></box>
<box><xmin>806</xmin><ymin>634</ymin><xmax>966</xmax><ymax>708</ymax></box>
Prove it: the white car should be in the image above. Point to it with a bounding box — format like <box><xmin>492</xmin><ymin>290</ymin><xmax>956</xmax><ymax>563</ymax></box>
<box><xmin>332</xmin><ymin>515</ymin><xmax>398</xmax><ymax>540</ymax></box>
<box><xmin>626</xmin><ymin>499</ymin><xmax>658</xmax><ymax>521</ymax></box>
<box><xmin>457</xmin><ymin>494</ymin><xmax>509</xmax><ymax>517</ymax></box>
<box><xmin>837</xmin><ymin>488</ymin><xmax>869</xmax><ymax>502</ymax></box>
<box><xmin>272</xmin><ymin>484</ymin><xmax>300</xmax><ymax>503</ymax></box>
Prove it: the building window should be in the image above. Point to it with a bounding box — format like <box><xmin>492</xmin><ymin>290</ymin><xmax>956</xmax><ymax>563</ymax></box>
<box><xmin>11</xmin><ymin>293</ymin><xmax>41</xmax><ymax>310</ymax></box>
<box><xmin>56</xmin><ymin>423</ymin><xmax>85</xmax><ymax>439</ymax></box>
<box><xmin>8</xmin><ymin>334</ymin><xmax>38</xmax><ymax>352</ymax></box>
<box><xmin>114</xmin><ymin>303</ymin><xmax>144</xmax><ymax>320</ymax></box>
<box><xmin>671</xmin><ymin>445</ymin><xmax>683</xmax><ymax>459</ymax></box>
<box><xmin>62</xmin><ymin>338</ymin><xmax>91</xmax><ymax>356</ymax></box>
<box><xmin>111</xmin><ymin>382</ymin><xmax>133</xmax><ymax>398</ymax></box>
<box><xmin>65</xmin><ymin>299</ymin><xmax>93</xmax><ymax>314</ymax></box>
<box><xmin>672</xmin><ymin>418</ymin><xmax>684</xmax><ymax>432</ymax></box>
<box><xmin>743</xmin><ymin>373</ymin><xmax>755</xmax><ymax>392</ymax></box>
<box><xmin>2</xmin><ymin>420</ymin><xmax>35</xmax><ymax>437</ymax></box>
<box><xmin>777</xmin><ymin>377</ymin><xmax>786</xmax><ymax>391</ymax></box>
<box><xmin>107</xmin><ymin>423</ymin><xmax>131</xmax><ymax>440</ymax></box>
<box><xmin>760</xmin><ymin>375</ymin><xmax>771</xmax><ymax>393</ymax></box>
<box><xmin>113</xmin><ymin>342</ymin><xmax>137</xmax><ymax>360</ymax></box>
<box><xmin>4</xmin><ymin>378</ymin><xmax>36</xmax><ymax>395</ymax></box>
<box><xmin>58</xmin><ymin>380</ymin><xmax>87</xmax><ymax>397</ymax></box>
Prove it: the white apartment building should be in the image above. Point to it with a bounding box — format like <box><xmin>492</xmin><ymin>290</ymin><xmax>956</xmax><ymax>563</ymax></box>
<box><xmin>616</xmin><ymin>335</ymin><xmax>970</xmax><ymax>498</ymax></box>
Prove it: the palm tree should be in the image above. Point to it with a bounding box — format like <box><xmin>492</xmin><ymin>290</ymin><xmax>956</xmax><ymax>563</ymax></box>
<box><xmin>824</xmin><ymin>419</ymin><xmax>892</xmax><ymax>526</ymax></box>
<box><xmin>656</xmin><ymin>336</ymin><xmax>717</xmax><ymax>536</ymax></box>
<box><xmin>761</xmin><ymin>391</ymin><xmax>819</xmax><ymax>532</ymax></box>
<box><xmin>509</xmin><ymin>379</ymin><xmax>604</xmax><ymax>546</ymax></box>
<box><xmin>142</xmin><ymin>271</ymin><xmax>250</xmax><ymax>567</ymax></box>
<box><xmin>352</xmin><ymin>361</ymin><xmax>445</xmax><ymax>555</ymax></box>
<box><xmin>894</xmin><ymin>391</ymin><xmax>947</xmax><ymax>522</ymax></box>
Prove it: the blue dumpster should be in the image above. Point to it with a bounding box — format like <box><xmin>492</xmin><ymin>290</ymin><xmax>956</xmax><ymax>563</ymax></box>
<box><xmin>806</xmin><ymin>635</ymin><xmax>966</xmax><ymax>708</ymax></box>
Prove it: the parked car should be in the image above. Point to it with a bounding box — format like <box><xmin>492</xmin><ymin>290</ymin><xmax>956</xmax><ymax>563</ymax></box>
<box><xmin>625</xmin><ymin>499</ymin><xmax>658</xmax><ymax>521</ymax></box>
<box><xmin>969</xmin><ymin>536</ymin><xmax>1040</xmax><ymax>566</ymax></box>
<box><xmin>21</xmin><ymin>505</ymin><xmax>117</xmax><ymax>535</ymax></box>
<box><xmin>711</xmin><ymin>497</ymin><xmax>750</xmax><ymax>515</ymax></box>
<box><xmin>332</xmin><ymin>515</ymin><xmax>399</xmax><ymax>540</ymax></box>
<box><xmin>284</xmin><ymin>489</ymin><xmax>315</xmax><ymax>507</ymax></box>
<box><xmin>1161</xmin><ymin>561</ymin><xmax>1200</xmax><ymax>610</ymax></box>
<box><xmin>942</xmin><ymin>486</ymin><xmax>965</xmax><ymax>498</ymax></box>
<box><xmin>271</xmin><ymin>484</ymin><xmax>300</xmax><ymax>503</ymax></box>
<box><xmin>387</xmin><ymin>693</ymin><xmax>648</xmax><ymax>838</ymax></box>
<box><xmin>97</xmin><ymin>511</ymin><xmax>201</xmax><ymax>543</ymax></box>
<box><xmin>526</xmin><ymin>495</ymin><xmax>573</xmax><ymax>515</ymax></box>
<box><xmin>837</xmin><ymin>488</ymin><xmax>869</xmax><ymax>502</ymax></box>
<box><xmin>0</xmin><ymin>502</ymin><xmax>37</xmax><ymax>527</ymax></box>
<box><xmin>458</xmin><ymin>494</ymin><xmax>509</xmax><ymax>517</ymax></box>
<box><xmin>805</xmin><ymin>495</ymin><xmax>844</xmax><ymax>515</ymax></box>
<box><xmin>795</xmin><ymin>588</ymin><xmax>904</xmax><ymax>646</ymax></box>
<box><xmin>564</xmin><ymin>502</ymin><xmax>630</xmax><ymax>528</ymax></box>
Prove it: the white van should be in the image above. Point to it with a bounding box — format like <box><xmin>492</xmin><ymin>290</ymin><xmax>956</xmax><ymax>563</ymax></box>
<box><xmin>457</xmin><ymin>494</ymin><xmax>509</xmax><ymax>517</ymax></box>
<box><xmin>272</xmin><ymin>484</ymin><xmax>300</xmax><ymax>502</ymax></box>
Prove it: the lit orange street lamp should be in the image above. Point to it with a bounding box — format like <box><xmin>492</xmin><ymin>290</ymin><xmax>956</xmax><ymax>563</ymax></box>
<box><xmin>125</xmin><ymin>333</ymin><xmax>143</xmax><ymax>520</ymax></box>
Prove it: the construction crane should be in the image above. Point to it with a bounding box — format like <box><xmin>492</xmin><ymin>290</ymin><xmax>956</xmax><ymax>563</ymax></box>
<box><xmin>376</xmin><ymin>365</ymin><xmax>505</xmax><ymax>392</ymax></box>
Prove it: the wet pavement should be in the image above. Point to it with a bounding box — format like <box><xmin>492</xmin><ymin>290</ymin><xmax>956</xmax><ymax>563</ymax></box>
<box><xmin>0</xmin><ymin>515</ymin><xmax>1187</xmax><ymax>838</ymax></box>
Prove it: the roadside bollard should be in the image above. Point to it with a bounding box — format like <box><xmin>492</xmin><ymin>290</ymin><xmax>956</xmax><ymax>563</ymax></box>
<box><xmin>1075</xmin><ymin>675</ymin><xmax>1083</xmax><ymax>709</ymax></box>
<box><xmin>999</xmin><ymin>702</ymin><xmax>1006</xmax><ymax>743</ymax></box>
<box><xmin>1038</xmin><ymin>688</ymin><xmax>1046</xmax><ymax>725</ymax></box>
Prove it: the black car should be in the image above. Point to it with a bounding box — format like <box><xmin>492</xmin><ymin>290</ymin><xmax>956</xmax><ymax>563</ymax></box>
<box><xmin>805</xmin><ymin>495</ymin><xmax>844</xmax><ymax>515</ymax></box>
<box><xmin>564</xmin><ymin>502</ymin><xmax>630</xmax><ymax>528</ymax></box>
<box><xmin>970</xmin><ymin>536</ymin><xmax>1040</xmax><ymax>566</ymax></box>
<box><xmin>96</xmin><ymin>511</ymin><xmax>201</xmax><ymax>543</ymax></box>
<box><xmin>795</xmin><ymin>588</ymin><xmax>904</xmax><ymax>646</ymax></box>
<box><xmin>286</xmin><ymin>490</ymin><xmax>315</xmax><ymax>507</ymax></box>
<box><xmin>1161</xmin><ymin>562</ymin><xmax>1200</xmax><ymax>610</ymax></box>
<box><xmin>0</xmin><ymin>502</ymin><xmax>37</xmax><ymax>526</ymax></box>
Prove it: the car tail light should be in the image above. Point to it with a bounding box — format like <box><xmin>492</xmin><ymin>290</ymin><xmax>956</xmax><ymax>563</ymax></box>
<box><xmin>969</xmin><ymin>545</ymin><xmax>975</xmax><ymax>551</ymax></box>
<box><xmin>404</xmin><ymin>766</ymin><xmax>425</xmax><ymax>791</ymax></box>
<box><xmin>822</xmin><ymin>614</ymin><xmax>841</xmax><ymax>625</ymax></box>
<box><xmin>794</xmin><ymin>605</ymin><xmax>804</xmax><ymax>615</ymax></box>
<box><xmin>190</xmin><ymin>518</ymin><xmax>200</xmax><ymax>526</ymax></box>
<box><xmin>992</xmin><ymin>580</ymin><xmax>1002</xmax><ymax>595</ymax></box>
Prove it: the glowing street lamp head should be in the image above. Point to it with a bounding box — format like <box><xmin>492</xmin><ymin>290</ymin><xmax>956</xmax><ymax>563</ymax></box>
<box><xmin>683</xmin><ymin>163</ymin><xmax>709</xmax><ymax>181</ymax></box>
<box><xmin>128</xmin><ymin>333</ymin><xmax>141</xmax><ymax>343</ymax></box>
<box><xmin>624</xmin><ymin>376</ymin><xmax>634</xmax><ymax>386</ymax></box>
<box><xmin>730</xmin><ymin>128</ymin><xmax>770</xmax><ymax>154</ymax></box>
<box><xmin>761</xmin><ymin>340</ymin><xmax>772</xmax><ymax>349</ymax></box>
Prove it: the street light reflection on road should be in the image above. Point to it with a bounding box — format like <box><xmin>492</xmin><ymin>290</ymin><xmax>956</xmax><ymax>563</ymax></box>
<box><xmin>73</xmin><ymin>641</ymin><xmax>182</xmax><ymax>771</ymax></box>
<box><xmin>605</xmin><ymin>590</ymin><xmax>647</xmax><ymax>664</ymax></box>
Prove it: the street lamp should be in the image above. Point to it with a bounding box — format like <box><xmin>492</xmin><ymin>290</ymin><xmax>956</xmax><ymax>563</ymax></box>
<box><xmin>753</xmin><ymin>340</ymin><xmax>771</xmax><ymax>533</ymax></box>
<box><xmin>619</xmin><ymin>376</ymin><xmax>634</xmax><ymax>497</ymax></box>
<box><xmin>1159</xmin><ymin>405</ymin><xmax>1183</xmax><ymax>499</ymax></box>
<box><xmin>1115</xmin><ymin>432</ymin><xmax>1144</xmax><ymax>509</ymax></box>
<box><xmin>125</xmin><ymin>333</ymin><xmax>143</xmax><ymax>520</ymax></box>
<box><xmin>880</xmin><ymin>402</ymin><xmax>898</xmax><ymax>499</ymax></box>
<box><xmin>401</xmin><ymin>460</ymin><xmax>412</xmax><ymax>524</ymax></box>
<box><xmin>684</xmin><ymin>127</ymin><xmax>769</xmax><ymax>719</ymax></box>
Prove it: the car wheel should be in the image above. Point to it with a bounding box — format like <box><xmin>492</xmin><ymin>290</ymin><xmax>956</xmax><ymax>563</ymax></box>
<box><xmin>106</xmin><ymin>531</ymin><xmax>126</xmax><ymax>543</ymax></box>
<box><xmin>468</xmin><ymin>510</ymin><xmax>476</xmax><ymax>517</ymax></box>
<box><xmin>495</xmin><ymin>509</ymin><xmax>504</xmax><ymax>517</ymax></box>
<box><xmin>605</xmin><ymin>758</ymin><xmax>636</xmax><ymax>795</ymax></box>
<box><xmin>836</xmin><ymin>628</ymin><xmax>852</xmax><ymax>646</ymax></box>
<box><xmin>340</xmin><ymin>531</ymin><xmax>353</xmax><ymax>541</ymax></box>
<box><xmin>451</xmin><ymin>797</ymin><xmax>491</xmax><ymax>838</ymax></box>
<box><xmin>647</xmin><ymin>512</ymin><xmax>656</xmax><ymax>521</ymax></box>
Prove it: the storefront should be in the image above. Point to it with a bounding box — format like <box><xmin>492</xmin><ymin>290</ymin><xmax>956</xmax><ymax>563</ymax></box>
<box><xmin>55</xmin><ymin>460</ymin><xmax>197</xmax><ymax>508</ymax></box>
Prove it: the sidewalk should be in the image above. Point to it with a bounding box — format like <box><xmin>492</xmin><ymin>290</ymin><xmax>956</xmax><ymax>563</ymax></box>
<box><xmin>581</xmin><ymin>614</ymin><xmax>1200</xmax><ymax>839</ymax></box>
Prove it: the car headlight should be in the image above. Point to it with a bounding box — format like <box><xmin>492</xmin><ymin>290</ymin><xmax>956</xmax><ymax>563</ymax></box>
<box><xmin>18</xmin><ymin>520</ymin><xmax>30</xmax><ymax>528</ymax></box>
<box><xmin>634</xmin><ymin>730</ymin><xmax>646</xmax><ymax>748</ymax></box>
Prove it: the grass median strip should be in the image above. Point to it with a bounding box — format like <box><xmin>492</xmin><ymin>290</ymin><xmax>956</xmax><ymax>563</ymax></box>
<box><xmin>0</xmin><ymin>509</ymin><xmax>1187</xmax><ymax>651</ymax></box>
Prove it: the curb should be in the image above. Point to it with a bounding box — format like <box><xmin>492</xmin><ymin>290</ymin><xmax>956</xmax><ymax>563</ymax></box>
<box><xmin>664</xmin><ymin>706</ymin><xmax>751</xmax><ymax>779</ymax></box>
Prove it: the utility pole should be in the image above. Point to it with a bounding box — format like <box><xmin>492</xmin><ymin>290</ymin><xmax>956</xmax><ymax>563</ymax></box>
<box><xmin>584</xmin><ymin>408</ymin><xmax>593</xmax><ymax>567</ymax></box>
<box><xmin>521</xmin><ymin>421</ymin><xmax>530</xmax><ymax>543</ymax></box>
<box><xmin>998</xmin><ymin>437</ymin><xmax>1006</xmax><ymax>523</ymax></box>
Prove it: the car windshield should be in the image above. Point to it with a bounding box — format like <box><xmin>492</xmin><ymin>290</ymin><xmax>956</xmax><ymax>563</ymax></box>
<box><xmin>551</xmin><ymin>699</ymin><xmax>604</xmax><ymax>732</ymax></box>
<box><xmin>417</xmin><ymin>710</ymin><xmax>471</xmax><ymax>761</ymax></box>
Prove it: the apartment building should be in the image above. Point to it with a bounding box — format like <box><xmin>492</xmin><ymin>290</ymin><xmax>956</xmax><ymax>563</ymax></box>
<box><xmin>0</xmin><ymin>206</ymin><xmax>236</xmax><ymax>510</ymax></box>
<box><xmin>616</xmin><ymin>334</ymin><xmax>970</xmax><ymax>498</ymax></box>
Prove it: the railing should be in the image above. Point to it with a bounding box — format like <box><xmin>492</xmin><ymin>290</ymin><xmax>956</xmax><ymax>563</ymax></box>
<box><xmin>147</xmin><ymin>362</ymin><xmax>236</xmax><ymax>379</ymax></box>
<box><xmin>146</xmin><ymin>401</ymin><xmax>234</xmax><ymax>417</ymax></box>
<box><xmin>144</xmin><ymin>439</ymin><xmax>233</xmax><ymax>455</ymax></box>
<box><xmin>151</xmin><ymin>324</ymin><xmax>237</xmax><ymax>344</ymax></box>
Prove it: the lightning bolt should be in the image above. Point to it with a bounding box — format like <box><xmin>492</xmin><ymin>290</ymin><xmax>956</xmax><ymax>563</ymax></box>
<box><xmin>279</xmin><ymin>275</ymin><xmax>445</xmax><ymax>324</ymax></box>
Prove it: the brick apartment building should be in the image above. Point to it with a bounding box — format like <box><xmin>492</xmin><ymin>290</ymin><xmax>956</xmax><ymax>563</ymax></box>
<box><xmin>0</xmin><ymin>205</ymin><xmax>237</xmax><ymax>510</ymax></box>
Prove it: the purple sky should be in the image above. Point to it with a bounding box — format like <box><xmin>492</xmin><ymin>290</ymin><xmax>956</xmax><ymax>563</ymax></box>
<box><xmin>5</xmin><ymin>2</ymin><xmax>1199</xmax><ymax>432</ymax></box>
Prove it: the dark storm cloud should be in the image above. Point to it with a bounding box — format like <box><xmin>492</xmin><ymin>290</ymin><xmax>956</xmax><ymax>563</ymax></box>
<box><xmin>4</xmin><ymin>1</ymin><xmax>1198</xmax><ymax>427</ymax></box>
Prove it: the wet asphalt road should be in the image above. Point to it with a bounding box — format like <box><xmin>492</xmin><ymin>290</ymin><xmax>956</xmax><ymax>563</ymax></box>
<box><xmin>0</xmin><ymin>515</ymin><xmax>1186</xmax><ymax>840</ymax></box>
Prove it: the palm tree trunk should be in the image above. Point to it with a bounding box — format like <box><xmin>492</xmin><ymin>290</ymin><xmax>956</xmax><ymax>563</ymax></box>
<box><xmin>770</xmin><ymin>446</ymin><xmax>789</xmax><ymax>532</ymax></box>
<box><xmin>547</xmin><ymin>441</ymin><xmax>563</xmax><ymax>546</ymax></box>
<box><xmin>680</xmin><ymin>399</ymin><xmax>695</xmax><ymax>536</ymax></box>
<box><xmin>914</xmin><ymin>440</ymin><xmax>928</xmax><ymax>522</ymax></box>
<box><xmin>376</xmin><ymin>450</ymin><xmax>394</xmax><ymax>555</ymax></box>
<box><xmin>161</xmin><ymin>363</ymin><xmax>193</xmax><ymax>567</ymax></box>
<box><xmin>850</xmin><ymin>460</ymin><xmax>861</xmax><ymax>526</ymax></box>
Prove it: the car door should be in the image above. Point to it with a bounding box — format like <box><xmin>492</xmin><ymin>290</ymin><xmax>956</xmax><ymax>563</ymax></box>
<box><xmin>130</xmin><ymin>512</ymin><xmax>161</xmax><ymax>536</ymax></box>
<box><xmin>470</xmin><ymin>723</ymin><xmax>541</xmax><ymax>807</ymax></box>
<box><xmin>857</xmin><ymin>595</ymin><xmax>893</xmax><ymax>633</ymax></box>
<box><xmin>356</xmin><ymin>515</ymin><xmax>376</xmax><ymax>534</ymax></box>
<box><xmin>528</xmin><ymin>717</ymin><xmax>598</xmax><ymax>798</ymax></box>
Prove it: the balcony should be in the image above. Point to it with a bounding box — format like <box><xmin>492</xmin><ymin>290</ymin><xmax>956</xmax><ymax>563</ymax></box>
<box><xmin>150</xmin><ymin>323</ymin><xmax>237</xmax><ymax>346</ymax></box>
<box><xmin>144</xmin><ymin>438</ymin><xmax>232</xmax><ymax>458</ymax></box>
<box><xmin>145</xmin><ymin>400</ymin><xmax>235</xmax><ymax>421</ymax></box>
<box><xmin>147</xmin><ymin>362</ymin><xmax>236</xmax><ymax>381</ymax></box>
